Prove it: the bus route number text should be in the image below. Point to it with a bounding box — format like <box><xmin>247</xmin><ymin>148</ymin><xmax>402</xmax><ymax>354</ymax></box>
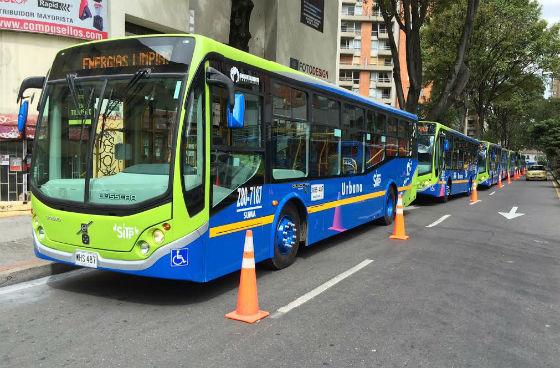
<box><xmin>237</xmin><ymin>186</ymin><xmax>263</xmax><ymax>219</ymax></box>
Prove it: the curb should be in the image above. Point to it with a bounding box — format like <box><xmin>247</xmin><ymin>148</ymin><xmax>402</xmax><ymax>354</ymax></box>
<box><xmin>0</xmin><ymin>211</ymin><xmax>31</xmax><ymax>219</ymax></box>
<box><xmin>0</xmin><ymin>259</ymin><xmax>75</xmax><ymax>288</ymax></box>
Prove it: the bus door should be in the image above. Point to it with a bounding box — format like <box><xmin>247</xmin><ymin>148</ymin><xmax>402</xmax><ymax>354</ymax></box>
<box><xmin>435</xmin><ymin>131</ymin><xmax>446</xmax><ymax>180</ymax></box>
<box><xmin>205</xmin><ymin>62</ymin><xmax>267</xmax><ymax>265</ymax></box>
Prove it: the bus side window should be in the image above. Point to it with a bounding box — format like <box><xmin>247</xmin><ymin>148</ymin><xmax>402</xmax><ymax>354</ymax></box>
<box><xmin>271</xmin><ymin>83</ymin><xmax>309</xmax><ymax>180</ymax></box>
<box><xmin>385</xmin><ymin>116</ymin><xmax>398</xmax><ymax>158</ymax></box>
<box><xmin>310</xmin><ymin>94</ymin><xmax>340</xmax><ymax>177</ymax></box>
<box><xmin>444</xmin><ymin>136</ymin><xmax>452</xmax><ymax>169</ymax></box>
<box><xmin>181</xmin><ymin>73</ymin><xmax>205</xmax><ymax>216</ymax></box>
<box><xmin>365</xmin><ymin>110</ymin><xmax>384</xmax><ymax>169</ymax></box>
<box><xmin>342</xmin><ymin>104</ymin><xmax>365</xmax><ymax>175</ymax></box>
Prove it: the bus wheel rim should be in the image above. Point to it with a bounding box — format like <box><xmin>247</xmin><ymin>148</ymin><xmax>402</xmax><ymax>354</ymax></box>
<box><xmin>276</xmin><ymin>215</ymin><xmax>297</xmax><ymax>256</ymax></box>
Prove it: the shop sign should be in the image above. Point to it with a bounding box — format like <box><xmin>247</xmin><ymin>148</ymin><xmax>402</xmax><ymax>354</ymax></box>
<box><xmin>0</xmin><ymin>0</ymin><xmax>109</xmax><ymax>40</ymax></box>
<box><xmin>290</xmin><ymin>57</ymin><xmax>329</xmax><ymax>81</ymax></box>
<box><xmin>300</xmin><ymin>0</ymin><xmax>324</xmax><ymax>32</ymax></box>
<box><xmin>1</xmin><ymin>155</ymin><xmax>9</xmax><ymax>166</ymax></box>
<box><xmin>9</xmin><ymin>157</ymin><xmax>22</xmax><ymax>172</ymax></box>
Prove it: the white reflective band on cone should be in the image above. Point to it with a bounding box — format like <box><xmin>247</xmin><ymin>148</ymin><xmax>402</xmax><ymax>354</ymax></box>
<box><xmin>242</xmin><ymin>257</ymin><xmax>255</xmax><ymax>269</ymax></box>
<box><xmin>244</xmin><ymin>236</ymin><xmax>254</xmax><ymax>252</ymax></box>
<box><xmin>396</xmin><ymin>208</ymin><xmax>404</xmax><ymax>215</ymax></box>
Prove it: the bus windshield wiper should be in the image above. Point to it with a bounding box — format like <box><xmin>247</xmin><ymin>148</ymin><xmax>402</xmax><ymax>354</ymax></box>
<box><xmin>66</xmin><ymin>73</ymin><xmax>79</xmax><ymax>108</ymax></box>
<box><xmin>98</xmin><ymin>68</ymin><xmax>151</xmax><ymax>143</ymax></box>
<box><xmin>101</xmin><ymin>68</ymin><xmax>152</xmax><ymax>121</ymax></box>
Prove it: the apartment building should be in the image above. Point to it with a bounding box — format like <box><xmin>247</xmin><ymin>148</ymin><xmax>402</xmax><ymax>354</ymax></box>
<box><xmin>337</xmin><ymin>0</ymin><xmax>398</xmax><ymax>106</ymax></box>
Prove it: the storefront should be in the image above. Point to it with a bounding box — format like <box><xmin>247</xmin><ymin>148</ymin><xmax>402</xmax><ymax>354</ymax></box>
<box><xmin>0</xmin><ymin>0</ymin><xmax>337</xmax><ymax>202</ymax></box>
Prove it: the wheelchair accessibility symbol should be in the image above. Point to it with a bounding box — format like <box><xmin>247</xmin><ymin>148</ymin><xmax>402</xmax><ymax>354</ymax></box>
<box><xmin>170</xmin><ymin>249</ymin><xmax>188</xmax><ymax>267</ymax></box>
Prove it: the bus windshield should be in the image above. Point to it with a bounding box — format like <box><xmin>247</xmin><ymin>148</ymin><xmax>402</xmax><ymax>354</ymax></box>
<box><xmin>31</xmin><ymin>37</ymin><xmax>194</xmax><ymax>207</ymax></box>
<box><xmin>417</xmin><ymin>134</ymin><xmax>434</xmax><ymax>176</ymax></box>
<box><xmin>478</xmin><ymin>146</ymin><xmax>487</xmax><ymax>173</ymax></box>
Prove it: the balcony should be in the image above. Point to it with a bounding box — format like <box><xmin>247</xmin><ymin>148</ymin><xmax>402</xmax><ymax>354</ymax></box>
<box><xmin>339</xmin><ymin>63</ymin><xmax>393</xmax><ymax>72</ymax></box>
<box><xmin>340</xmin><ymin>30</ymin><xmax>358</xmax><ymax>38</ymax></box>
<box><xmin>374</xmin><ymin>79</ymin><xmax>393</xmax><ymax>88</ymax></box>
<box><xmin>338</xmin><ymin>79</ymin><xmax>354</xmax><ymax>87</ymax></box>
<box><xmin>378</xmin><ymin>48</ymin><xmax>392</xmax><ymax>56</ymax></box>
<box><xmin>341</xmin><ymin>13</ymin><xmax>384</xmax><ymax>22</ymax></box>
<box><xmin>339</xmin><ymin>47</ymin><xmax>356</xmax><ymax>55</ymax></box>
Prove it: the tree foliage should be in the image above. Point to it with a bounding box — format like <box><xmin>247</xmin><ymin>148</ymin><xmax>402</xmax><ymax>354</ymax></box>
<box><xmin>423</xmin><ymin>0</ymin><xmax>560</xmax><ymax>145</ymax></box>
<box><xmin>377</xmin><ymin>0</ymin><xmax>430</xmax><ymax>113</ymax></box>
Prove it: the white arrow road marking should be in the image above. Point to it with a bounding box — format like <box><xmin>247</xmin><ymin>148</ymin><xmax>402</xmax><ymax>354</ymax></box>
<box><xmin>498</xmin><ymin>206</ymin><xmax>525</xmax><ymax>220</ymax></box>
<box><xmin>426</xmin><ymin>214</ymin><xmax>451</xmax><ymax>228</ymax></box>
<box><xmin>272</xmin><ymin>259</ymin><xmax>373</xmax><ymax>318</ymax></box>
<box><xmin>489</xmin><ymin>191</ymin><xmax>496</xmax><ymax>196</ymax></box>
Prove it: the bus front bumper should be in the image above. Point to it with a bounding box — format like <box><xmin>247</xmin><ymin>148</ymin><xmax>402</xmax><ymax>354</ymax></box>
<box><xmin>33</xmin><ymin>223</ymin><xmax>209</xmax><ymax>282</ymax></box>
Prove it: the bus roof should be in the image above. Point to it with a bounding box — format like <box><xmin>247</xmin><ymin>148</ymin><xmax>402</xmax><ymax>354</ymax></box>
<box><xmin>54</xmin><ymin>34</ymin><xmax>418</xmax><ymax>122</ymax></box>
<box><xmin>419</xmin><ymin>120</ymin><xmax>480</xmax><ymax>144</ymax></box>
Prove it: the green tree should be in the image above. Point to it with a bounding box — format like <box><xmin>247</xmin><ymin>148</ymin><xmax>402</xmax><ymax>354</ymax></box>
<box><xmin>423</xmin><ymin>0</ymin><xmax>560</xmax><ymax>139</ymax></box>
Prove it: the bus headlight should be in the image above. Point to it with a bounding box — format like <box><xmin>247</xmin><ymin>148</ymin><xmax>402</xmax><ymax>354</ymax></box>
<box><xmin>138</xmin><ymin>241</ymin><xmax>150</xmax><ymax>255</ymax></box>
<box><xmin>37</xmin><ymin>226</ymin><xmax>45</xmax><ymax>241</ymax></box>
<box><xmin>33</xmin><ymin>217</ymin><xmax>39</xmax><ymax>228</ymax></box>
<box><xmin>153</xmin><ymin>229</ymin><xmax>165</xmax><ymax>244</ymax></box>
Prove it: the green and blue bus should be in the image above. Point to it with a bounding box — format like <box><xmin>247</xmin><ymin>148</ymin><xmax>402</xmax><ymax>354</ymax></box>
<box><xmin>476</xmin><ymin>141</ymin><xmax>502</xmax><ymax>188</ymax></box>
<box><xmin>414</xmin><ymin>121</ymin><xmax>479</xmax><ymax>202</ymax></box>
<box><xmin>21</xmin><ymin>35</ymin><xmax>418</xmax><ymax>282</ymax></box>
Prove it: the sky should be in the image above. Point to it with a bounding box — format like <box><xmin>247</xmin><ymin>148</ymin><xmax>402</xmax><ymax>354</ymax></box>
<box><xmin>538</xmin><ymin>0</ymin><xmax>560</xmax><ymax>25</ymax></box>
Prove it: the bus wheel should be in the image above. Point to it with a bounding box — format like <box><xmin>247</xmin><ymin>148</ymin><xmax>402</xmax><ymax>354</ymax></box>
<box><xmin>268</xmin><ymin>203</ymin><xmax>300</xmax><ymax>270</ymax></box>
<box><xmin>380</xmin><ymin>187</ymin><xmax>396</xmax><ymax>226</ymax></box>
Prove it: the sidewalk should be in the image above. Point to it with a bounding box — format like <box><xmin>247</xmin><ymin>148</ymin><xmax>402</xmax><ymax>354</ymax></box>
<box><xmin>0</xmin><ymin>214</ymin><xmax>73</xmax><ymax>287</ymax></box>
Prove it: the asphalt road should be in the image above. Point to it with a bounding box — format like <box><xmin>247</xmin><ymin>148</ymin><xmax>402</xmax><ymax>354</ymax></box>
<box><xmin>1</xmin><ymin>179</ymin><xmax>559</xmax><ymax>368</ymax></box>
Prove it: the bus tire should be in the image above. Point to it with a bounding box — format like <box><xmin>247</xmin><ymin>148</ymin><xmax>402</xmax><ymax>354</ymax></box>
<box><xmin>267</xmin><ymin>203</ymin><xmax>300</xmax><ymax>270</ymax></box>
<box><xmin>379</xmin><ymin>187</ymin><xmax>397</xmax><ymax>226</ymax></box>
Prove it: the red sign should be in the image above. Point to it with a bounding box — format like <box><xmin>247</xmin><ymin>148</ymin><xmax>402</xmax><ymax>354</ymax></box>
<box><xmin>0</xmin><ymin>113</ymin><xmax>37</xmax><ymax>140</ymax></box>
<box><xmin>0</xmin><ymin>0</ymin><xmax>109</xmax><ymax>40</ymax></box>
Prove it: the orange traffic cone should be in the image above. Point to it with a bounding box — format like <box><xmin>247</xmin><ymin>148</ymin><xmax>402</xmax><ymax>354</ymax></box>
<box><xmin>498</xmin><ymin>174</ymin><xmax>503</xmax><ymax>189</ymax></box>
<box><xmin>225</xmin><ymin>230</ymin><xmax>269</xmax><ymax>323</ymax></box>
<box><xmin>514</xmin><ymin>169</ymin><xmax>519</xmax><ymax>180</ymax></box>
<box><xmin>389</xmin><ymin>193</ymin><xmax>409</xmax><ymax>240</ymax></box>
<box><xmin>470</xmin><ymin>180</ymin><xmax>478</xmax><ymax>203</ymax></box>
<box><xmin>507</xmin><ymin>172</ymin><xmax>512</xmax><ymax>185</ymax></box>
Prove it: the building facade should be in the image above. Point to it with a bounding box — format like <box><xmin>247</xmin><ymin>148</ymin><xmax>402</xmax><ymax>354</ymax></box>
<box><xmin>0</xmin><ymin>0</ymin><xmax>338</xmax><ymax>202</ymax></box>
<box><xmin>337</xmin><ymin>0</ymin><xmax>398</xmax><ymax>106</ymax></box>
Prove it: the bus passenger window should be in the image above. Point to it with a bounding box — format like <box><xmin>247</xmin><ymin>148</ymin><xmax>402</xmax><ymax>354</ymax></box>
<box><xmin>342</xmin><ymin>105</ymin><xmax>365</xmax><ymax>175</ymax></box>
<box><xmin>366</xmin><ymin>134</ymin><xmax>384</xmax><ymax>168</ymax></box>
<box><xmin>272</xmin><ymin>83</ymin><xmax>309</xmax><ymax>180</ymax></box>
<box><xmin>271</xmin><ymin>120</ymin><xmax>308</xmax><ymax>179</ymax></box>
<box><xmin>310</xmin><ymin>95</ymin><xmax>340</xmax><ymax>177</ymax></box>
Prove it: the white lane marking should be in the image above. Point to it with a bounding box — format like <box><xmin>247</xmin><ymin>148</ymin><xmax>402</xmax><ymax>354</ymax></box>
<box><xmin>0</xmin><ymin>269</ymin><xmax>92</xmax><ymax>296</ymax></box>
<box><xmin>271</xmin><ymin>259</ymin><xmax>373</xmax><ymax>318</ymax></box>
<box><xmin>469</xmin><ymin>200</ymin><xmax>482</xmax><ymax>205</ymax></box>
<box><xmin>489</xmin><ymin>191</ymin><xmax>496</xmax><ymax>196</ymax></box>
<box><xmin>426</xmin><ymin>214</ymin><xmax>451</xmax><ymax>228</ymax></box>
<box><xmin>405</xmin><ymin>205</ymin><xmax>420</xmax><ymax>211</ymax></box>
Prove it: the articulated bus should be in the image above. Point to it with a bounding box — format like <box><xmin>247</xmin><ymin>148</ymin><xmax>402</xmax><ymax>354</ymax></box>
<box><xmin>500</xmin><ymin>149</ymin><xmax>509</xmax><ymax>180</ymax></box>
<box><xmin>476</xmin><ymin>141</ymin><xmax>502</xmax><ymax>188</ymax></box>
<box><xmin>414</xmin><ymin>121</ymin><xmax>479</xmax><ymax>202</ymax></box>
<box><xmin>20</xmin><ymin>35</ymin><xmax>418</xmax><ymax>282</ymax></box>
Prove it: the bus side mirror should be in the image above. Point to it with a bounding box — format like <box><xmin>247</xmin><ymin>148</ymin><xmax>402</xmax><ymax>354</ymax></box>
<box><xmin>17</xmin><ymin>76</ymin><xmax>45</xmax><ymax>105</ymax></box>
<box><xmin>17</xmin><ymin>100</ymin><xmax>29</xmax><ymax>135</ymax></box>
<box><xmin>227</xmin><ymin>93</ymin><xmax>245</xmax><ymax>129</ymax></box>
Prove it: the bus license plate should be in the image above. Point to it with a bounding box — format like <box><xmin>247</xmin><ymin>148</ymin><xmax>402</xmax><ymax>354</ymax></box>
<box><xmin>75</xmin><ymin>250</ymin><xmax>98</xmax><ymax>268</ymax></box>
